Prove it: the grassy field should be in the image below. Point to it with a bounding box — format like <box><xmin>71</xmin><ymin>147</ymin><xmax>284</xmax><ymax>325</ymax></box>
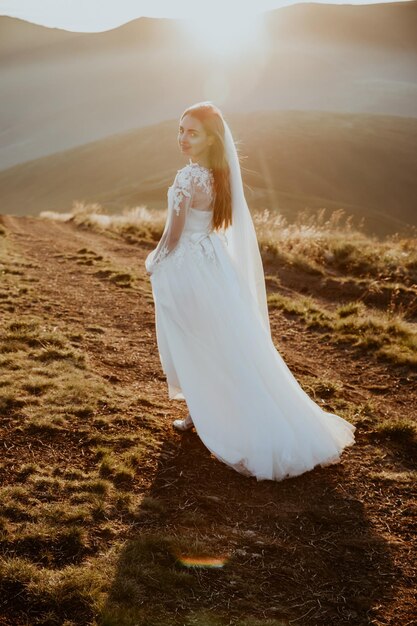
<box><xmin>0</xmin><ymin>207</ymin><xmax>416</xmax><ymax>625</ymax></box>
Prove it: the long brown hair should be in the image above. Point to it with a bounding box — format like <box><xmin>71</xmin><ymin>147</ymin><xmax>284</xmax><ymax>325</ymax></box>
<box><xmin>180</xmin><ymin>101</ymin><xmax>237</xmax><ymax>231</ymax></box>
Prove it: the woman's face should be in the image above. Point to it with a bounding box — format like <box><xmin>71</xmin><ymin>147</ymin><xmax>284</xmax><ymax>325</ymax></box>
<box><xmin>178</xmin><ymin>114</ymin><xmax>212</xmax><ymax>160</ymax></box>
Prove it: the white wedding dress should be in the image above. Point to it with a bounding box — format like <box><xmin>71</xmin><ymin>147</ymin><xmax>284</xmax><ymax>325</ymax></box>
<box><xmin>145</xmin><ymin>160</ymin><xmax>356</xmax><ymax>482</ymax></box>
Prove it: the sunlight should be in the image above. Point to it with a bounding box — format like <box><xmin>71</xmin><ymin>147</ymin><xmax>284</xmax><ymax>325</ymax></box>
<box><xmin>181</xmin><ymin>8</ymin><xmax>263</xmax><ymax>59</ymax></box>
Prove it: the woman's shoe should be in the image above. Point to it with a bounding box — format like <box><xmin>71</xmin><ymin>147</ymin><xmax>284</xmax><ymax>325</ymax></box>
<box><xmin>173</xmin><ymin>413</ymin><xmax>194</xmax><ymax>431</ymax></box>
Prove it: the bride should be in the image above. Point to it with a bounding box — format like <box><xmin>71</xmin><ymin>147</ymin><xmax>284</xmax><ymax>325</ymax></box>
<box><xmin>145</xmin><ymin>101</ymin><xmax>355</xmax><ymax>482</ymax></box>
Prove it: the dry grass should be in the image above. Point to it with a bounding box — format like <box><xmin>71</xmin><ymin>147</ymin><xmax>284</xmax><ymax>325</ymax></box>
<box><xmin>41</xmin><ymin>202</ymin><xmax>417</xmax><ymax>288</ymax></box>
<box><xmin>41</xmin><ymin>201</ymin><xmax>162</xmax><ymax>247</ymax></box>
<box><xmin>0</xmin><ymin>238</ymin><xmax>166</xmax><ymax>624</ymax></box>
<box><xmin>267</xmin><ymin>292</ymin><xmax>417</xmax><ymax>367</ymax></box>
<box><xmin>254</xmin><ymin>207</ymin><xmax>417</xmax><ymax>286</ymax></box>
<box><xmin>1</xmin><ymin>208</ymin><xmax>415</xmax><ymax>625</ymax></box>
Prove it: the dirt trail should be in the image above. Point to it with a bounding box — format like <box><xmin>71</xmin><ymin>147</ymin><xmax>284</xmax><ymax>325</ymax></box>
<box><xmin>4</xmin><ymin>215</ymin><xmax>414</xmax><ymax>423</ymax></box>
<box><xmin>2</xmin><ymin>214</ymin><xmax>416</xmax><ymax>625</ymax></box>
<box><xmin>3</xmin><ymin>215</ymin><xmax>165</xmax><ymax>404</ymax></box>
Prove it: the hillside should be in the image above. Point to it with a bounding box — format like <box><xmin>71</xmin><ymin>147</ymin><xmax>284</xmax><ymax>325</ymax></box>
<box><xmin>0</xmin><ymin>212</ymin><xmax>415</xmax><ymax>625</ymax></box>
<box><xmin>0</xmin><ymin>111</ymin><xmax>416</xmax><ymax>239</ymax></box>
<box><xmin>1</xmin><ymin>1</ymin><xmax>416</xmax><ymax>169</ymax></box>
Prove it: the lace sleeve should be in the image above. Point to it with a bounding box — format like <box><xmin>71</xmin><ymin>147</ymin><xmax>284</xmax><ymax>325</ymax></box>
<box><xmin>145</xmin><ymin>166</ymin><xmax>194</xmax><ymax>274</ymax></box>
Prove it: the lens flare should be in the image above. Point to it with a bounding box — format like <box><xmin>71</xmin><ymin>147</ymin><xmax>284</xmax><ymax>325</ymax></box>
<box><xmin>176</xmin><ymin>554</ymin><xmax>229</xmax><ymax>568</ymax></box>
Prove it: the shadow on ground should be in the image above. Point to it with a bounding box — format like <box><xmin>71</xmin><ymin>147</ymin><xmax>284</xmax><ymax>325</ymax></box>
<box><xmin>101</xmin><ymin>429</ymin><xmax>397</xmax><ymax>626</ymax></box>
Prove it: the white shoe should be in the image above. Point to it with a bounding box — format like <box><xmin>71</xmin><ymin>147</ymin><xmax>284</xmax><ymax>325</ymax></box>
<box><xmin>173</xmin><ymin>413</ymin><xmax>194</xmax><ymax>431</ymax></box>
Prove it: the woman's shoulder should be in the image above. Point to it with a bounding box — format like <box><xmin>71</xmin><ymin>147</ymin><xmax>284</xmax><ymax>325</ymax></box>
<box><xmin>175</xmin><ymin>161</ymin><xmax>214</xmax><ymax>193</ymax></box>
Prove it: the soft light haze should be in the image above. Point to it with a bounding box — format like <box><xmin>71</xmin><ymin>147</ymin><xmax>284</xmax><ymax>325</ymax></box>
<box><xmin>0</xmin><ymin>0</ymin><xmax>411</xmax><ymax>32</ymax></box>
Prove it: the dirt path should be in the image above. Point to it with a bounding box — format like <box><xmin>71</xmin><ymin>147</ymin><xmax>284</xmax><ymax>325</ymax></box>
<box><xmin>4</xmin><ymin>215</ymin><xmax>415</xmax><ymax>422</ymax></box>
<box><xmin>2</xmin><ymin>214</ymin><xmax>416</xmax><ymax>626</ymax></box>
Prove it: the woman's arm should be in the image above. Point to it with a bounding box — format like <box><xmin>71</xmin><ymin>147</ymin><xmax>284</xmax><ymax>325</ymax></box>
<box><xmin>145</xmin><ymin>167</ymin><xmax>194</xmax><ymax>275</ymax></box>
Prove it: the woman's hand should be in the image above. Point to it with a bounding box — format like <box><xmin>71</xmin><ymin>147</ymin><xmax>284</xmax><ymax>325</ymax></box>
<box><xmin>145</xmin><ymin>256</ymin><xmax>153</xmax><ymax>276</ymax></box>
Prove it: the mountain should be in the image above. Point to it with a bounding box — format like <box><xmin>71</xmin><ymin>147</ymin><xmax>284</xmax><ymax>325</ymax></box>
<box><xmin>0</xmin><ymin>1</ymin><xmax>416</xmax><ymax>170</ymax></box>
<box><xmin>1</xmin><ymin>110</ymin><xmax>416</xmax><ymax>239</ymax></box>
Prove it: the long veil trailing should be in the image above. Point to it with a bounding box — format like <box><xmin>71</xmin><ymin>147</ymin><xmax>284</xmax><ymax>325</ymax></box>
<box><xmin>221</xmin><ymin>118</ymin><xmax>271</xmax><ymax>337</ymax></box>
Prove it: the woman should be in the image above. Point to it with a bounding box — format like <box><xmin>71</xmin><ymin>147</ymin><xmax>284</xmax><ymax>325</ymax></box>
<box><xmin>145</xmin><ymin>101</ymin><xmax>355</xmax><ymax>482</ymax></box>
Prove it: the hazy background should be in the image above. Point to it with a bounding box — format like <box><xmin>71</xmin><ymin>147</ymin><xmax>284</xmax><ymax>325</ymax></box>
<box><xmin>0</xmin><ymin>0</ymin><xmax>416</xmax><ymax>238</ymax></box>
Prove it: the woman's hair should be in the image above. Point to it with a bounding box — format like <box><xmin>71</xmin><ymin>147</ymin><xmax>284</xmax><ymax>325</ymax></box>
<box><xmin>180</xmin><ymin>101</ymin><xmax>238</xmax><ymax>231</ymax></box>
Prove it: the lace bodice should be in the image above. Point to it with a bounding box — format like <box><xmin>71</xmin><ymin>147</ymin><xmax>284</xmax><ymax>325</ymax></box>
<box><xmin>170</xmin><ymin>159</ymin><xmax>215</xmax><ymax>215</ymax></box>
<box><xmin>145</xmin><ymin>159</ymin><xmax>216</xmax><ymax>274</ymax></box>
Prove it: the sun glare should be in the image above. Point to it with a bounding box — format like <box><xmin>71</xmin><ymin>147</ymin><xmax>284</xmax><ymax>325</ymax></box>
<box><xmin>182</xmin><ymin>8</ymin><xmax>263</xmax><ymax>58</ymax></box>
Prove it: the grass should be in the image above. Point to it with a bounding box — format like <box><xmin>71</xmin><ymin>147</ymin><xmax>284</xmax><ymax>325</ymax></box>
<box><xmin>41</xmin><ymin>201</ymin><xmax>417</xmax><ymax>309</ymax></box>
<box><xmin>375</xmin><ymin>418</ymin><xmax>417</xmax><ymax>442</ymax></box>
<box><xmin>52</xmin><ymin>246</ymin><xmax>136</xmax><ymax>289</ymax></box>
<box><xmin>93</xmin><ymin>268</ymin><xmax>135</xmax><ymax>288</ymax></box>
<box><xmin>254</xmin><ymin>207</ymin><xmax>417</xmax><ymax>286</ymax></box>
<box><xmin>41</xmin><ymin>201</ymin><xmax>161</xmax><ymax>247</ymax></box>
<box><xmin>1</xmin><ymin>205</ymin><xmax>415</xmax><ymax>624</ymax></box>
<box><xmin>267</xmin><ymin>292</ymin><xmax>417</xmax><ymax>367</ymax></box>
<box><xmin>0</xmin><ymin>316</ymin><xmax>162</xmax><ymax>619</ymax></box>
<box><xmin>0</xmin><ymin>237</ymin><xmax>166</xmax><ymax>624</ymax></box>
<box><xmin>0</xmin><ymin>228</ymin><xmax>38</xmax><ymax>314</ymax></box>
<box><xmin>0</xmin><ymin>554</ymin><xmax>107</xmax><ymax>623</ymax></box>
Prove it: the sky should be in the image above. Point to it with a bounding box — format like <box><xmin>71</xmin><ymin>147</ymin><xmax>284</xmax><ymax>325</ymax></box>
<box><xmin>0</xmin><ymin>0</ymin><xmax>411</xmax><ymax>32</ymax></box>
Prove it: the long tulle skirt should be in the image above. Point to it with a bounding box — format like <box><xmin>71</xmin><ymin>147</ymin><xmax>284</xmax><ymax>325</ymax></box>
<box><xmin>149</xmin><ymin>231</ymin><xmax>355</xmax><ymax>481</ymax></box>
